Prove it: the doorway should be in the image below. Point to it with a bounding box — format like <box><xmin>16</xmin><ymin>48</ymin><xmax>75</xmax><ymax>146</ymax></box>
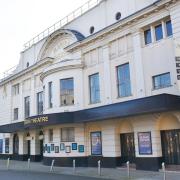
<box><xmin>120</xmin><ymin>133</ymin><xmax>135</xmax><ymax>163</ymax></box>
<box><xmin>161</xmin><ymin>129</ymin><xmax>180</xmax><ymax>165</ymax></box>
<box><xmin>39</xmin><ymin>140</ymin><xmax>44</xmax><ymax>161</ymax></box>
<box><xmin>27</xmin><ymin>140</ymin><xmax>31</xmax><ymax>158</ymax></box>
<box><xmin>13</xmin><ymin>134</ymin><xmax>19</xmax><ymax>155</ymax></box>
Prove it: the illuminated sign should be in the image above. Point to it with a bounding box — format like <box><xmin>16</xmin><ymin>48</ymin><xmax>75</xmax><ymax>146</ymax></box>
<box><xmin>24</xmin><ymin>116</ymin><xmax>48</xmax><ymax>125</ymax></box>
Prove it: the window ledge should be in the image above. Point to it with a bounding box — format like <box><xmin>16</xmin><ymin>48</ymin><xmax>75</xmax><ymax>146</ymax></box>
<box><xmin>60</xmin><ymin>104</ymin><xmax>75</xmax><ymax>107</ymax></box>
<box><xmin>117</xmin><ymin>94</ymin><xmax>133</xmax><ymax>99</ymax></box>
<box><xmin>152</xmin><ymin>85</ymin><xmax>173</xmax><ymax>91</ymax></box>
<box><xmin>143</xmin><ymin>36</ymin><xmax>173</xmax><ymax>48</ymax></box>
<box><xmin>89</xmin><ymin>101</ymin><xmax>101</xmax><ymax>105</ymax></box>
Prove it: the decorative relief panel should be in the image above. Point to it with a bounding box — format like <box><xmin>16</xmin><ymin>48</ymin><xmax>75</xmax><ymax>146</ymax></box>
<box><xmin>23</xmin><ymin>78</ymin><xmax>31</xmax><ymax>92</ymax></box>
<box><xmin>109</xmin><ymin>35</ymin><xmax>133</xmax><ymax>60</ymax></box>
<box><xmin>41</xmin><ymin>34</ymin><xmax>74</xmax><ymax>60</ymax></box>
<box><xmin>83</xmin><ymin>47</ymin><xmax>103</xmax><ymax>67</ymax></box>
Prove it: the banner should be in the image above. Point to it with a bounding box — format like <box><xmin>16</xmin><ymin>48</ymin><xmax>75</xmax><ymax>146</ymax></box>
<box><xmin>138</xmin><ymin>132</ymin><xmax>152</xmax><ymax>155</ymax></box>
<box><xmin>91</xmin><ymin>132</ymin><xmax>102</xmax><ymax>155</ymax></box>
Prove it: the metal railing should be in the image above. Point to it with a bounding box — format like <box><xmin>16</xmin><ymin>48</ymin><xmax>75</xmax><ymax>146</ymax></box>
<box><xmin>0</xmin><ymin>65</ymin><xmax>17</xmax><ymax>82</ymax></box>
<box><xmin>23</xmin><ymin>0</ymin><xmax>102</xmax><ymax>50</ymax></box>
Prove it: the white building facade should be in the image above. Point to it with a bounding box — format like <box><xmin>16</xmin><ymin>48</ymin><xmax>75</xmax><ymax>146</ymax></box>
<box><xmin>0</xmin><ymin>0</ymin><xmax>180</xmax><ymax>171</ymax></box>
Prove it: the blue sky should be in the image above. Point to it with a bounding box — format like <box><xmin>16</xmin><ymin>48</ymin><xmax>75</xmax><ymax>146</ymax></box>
<box><xmin>0</xmin><ymin>0</ymin><xmax>86</xmax><ymax>76</ymax></box>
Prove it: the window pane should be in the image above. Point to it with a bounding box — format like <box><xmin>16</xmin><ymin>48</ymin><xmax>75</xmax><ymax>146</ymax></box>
<box><xmin>49</xmin><ymin>129</ymin><xmax>53</xmax><ymax>142</ymax></box>
<box><xmin>89</xmin><ymin>73</ymin><xmax>100</xmax><ymax>104</ymax></box>
<box><xmin>60</xmin><ymin>78</ymin><xmax>74</xmax><ymax>106</ymax></box>
<box><xmin>61</xmin><ymin>128</ymin><xmax>75</xmax><ymax>142</ymax></box>
<box><xmin>166</xmin><ymin>20</ymin><xmax>173</xmax><ymax>37</ymax></box>
<box><xmin>117</xmin><ymin>63</ymin><xmax>131</xmax><ymax>97</ymax></box>
<box><xmin>153</xmin><ymin>73</ymin><xmax>171</xmax><ymax>89</ymax></box>
<box><xmin>24</xmin><ymin>96</ymin><xmax>30</xmax><ymax>118</ymax></box>
<box><xmin>144</xmin><ymin>29</ymin><xmax>152</xmax><ymax>45</ymax></box>
<box><xmin>14</xmin><ymin>108</ymin><xmax>18</xmax><ymax>120</ymax></box>
<box><xmin>37</xmin><ymin>92</ymin><xmax>43</xmax><ymax>115</ymax></box>
<box><xmin>155</xmin><ymin>24</ymin><xmax>163</xmax><ymax>41</ymax></box>
<box><xmin>48</xmin><ymin>82</ymin><xmax>53</xmax><ymax>108</ymax></box>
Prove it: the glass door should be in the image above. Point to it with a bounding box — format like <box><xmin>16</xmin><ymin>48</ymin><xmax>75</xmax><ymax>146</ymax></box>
<box><xmin>161</xmin><ymin>129</ymin><xmax>180</xmax><ymax>165</ymax></box>
<box><xmin>120</xmin><ymin>133</ymin><xmax>135</xmax><ymax>163</ymax></box>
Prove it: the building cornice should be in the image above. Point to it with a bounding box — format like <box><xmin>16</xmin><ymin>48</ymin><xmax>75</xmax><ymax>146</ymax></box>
<box><xmin>65</xmin><ymin>0</ymin><xmax>176</xmax><ymax>51</ymax></box>
<box><xmin>40</xmin><ymin>59</ymin><xmax>84</xmax><ymax>81</ymax></box>
<box><xmin>0</xmin><ymin>58</ymin><xmax>54</xmax><ymax>86</ymax></box>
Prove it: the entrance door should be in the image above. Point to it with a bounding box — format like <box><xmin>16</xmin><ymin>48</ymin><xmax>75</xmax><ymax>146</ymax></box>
<box><xmin>40</xmin><ymin>140</ymin><xmax>44</xmax><ymax>161</ymax></box>
<box><xmin>120</xmin><ymin>133</ymin><xmax>135</xmax><ymax>163</ymax></box>
<box><xmin>13</xmin><ymin>134</ymin><xmax>19</xmax><ymax>155</ymax></box>
<box><xmin>27</xmin><ymin>140</ymin><xmax>31</xmax><ymax>158</ymax></box>
<box><xmin>161</xmin><ymin>129</ymin><xmax>180</xmax><ymax>165</ymax></box>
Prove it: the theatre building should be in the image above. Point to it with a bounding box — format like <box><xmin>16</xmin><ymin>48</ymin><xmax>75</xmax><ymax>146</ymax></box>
<box><xmin>1</xmin><ymin>0</ymin><xmax>180</xmax><ymax>171</ymax></box>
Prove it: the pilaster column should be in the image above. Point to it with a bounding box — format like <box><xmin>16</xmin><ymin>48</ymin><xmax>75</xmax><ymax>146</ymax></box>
<box><xmin>132</xmin><ymin>31</ymin><xmax>146</xmax><ymax>97</ymax></box>
<box><xmin>102</xmin><ymin>45</ymin><xmax>112</xmax><ymax>104</ymax></box>
<box><xmin>30</xmin><ymin>76</ymin><xmax>36</xmax><ymax>116</ymax></box>
<box><xmin>18</xmin><ymin>132</ymin><xmax>27</xmax><ymax>155</ymax></box>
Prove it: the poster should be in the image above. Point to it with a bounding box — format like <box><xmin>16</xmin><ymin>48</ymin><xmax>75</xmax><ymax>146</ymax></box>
<box><xmin>91</xmin><ymin>132</ymin><xmax>102</xmax><ymax>155</ymax></box>
<box><xmin>138</xmin><ymin>132</ymin><xmax>152</xmax><ymax>155</ymax></box>
<box><xmin>0</xmin><ymin>139</ymin><xmax>3</xmax><ymax>153</ymax></box>
<box><xmin>72</xmin><ymin>143</ymin><xmax>77</xmax><ymax>150</ymax></box>
<box><xmin>78</xmin><ymin>145</ymin><xmax>84</xmax><ymax>153</ymax></box>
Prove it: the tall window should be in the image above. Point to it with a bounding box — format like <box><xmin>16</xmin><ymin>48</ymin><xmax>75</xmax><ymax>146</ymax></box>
<box><xmin>144</xmin><ymin>29</ymin><xmax>152</xmax><ymax>45</ymax></box>
<box><xmin>61</xmin><ymin>128</ymin><xmax>75</xmax><ymax>142</ymax></box>
<box><xmin>155</xmin><ymin>24</ymin><xmax>163</xmax><ymax>41</ymax></box>
<box><xmin>117</xmin><ymin>63</ymin><xmax>131</xmax><ymax>97</ymax></box>
<box><xmin>49</xmin><ymin>129</ymin><xmax>53</xmax><ymax>142</ymax></box>
<box><xmin>14</xmin><ymin>108</ymin><xmax>18</xmax><ymax>120</ymax></box>
<box><xmin>153</xmin><ymin>73</ymin><xmax>171</xmax><ymax>89</ymax></box>
<box><xmin>166</xmin><ymin>20</ymin><xmax>173</xmax><ymax>37</ymax></box>
<box><xmin>5</xmin><ymin>138</ymin><xmax>9</xmax><ymax>154</ymax></box>
<box><xmin>24</xmin><ymin>96</ymin><xmax>30</xmax><ymax>118</ymax></box>
<box><xmin>12</xmin><ymin>84</ymin><xmax>19</xmax><ymax>96</ymax></box>
<box><xmin>37</xmin><ymin>92</ymin><xmax>43</xmax><ymax>115</ymax></box>
<box><xmin>89</xmin><ymin>73</ymin><xmax>100</xmax><ymax>104</ymax></box>
<box><xmin>48</xmin><ymin>82</ymin><xmax>53</xmax><ymax>108</ymax></box>
<box><xmin>60</xmin><ymin>78</ymin><xmax>74</xmax><ymax>106</ymax></box>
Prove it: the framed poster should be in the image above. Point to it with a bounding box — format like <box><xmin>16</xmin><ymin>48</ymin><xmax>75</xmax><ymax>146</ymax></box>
<box><xmin>138</xmin><ymin>132</ymin><xmax>152</xmax><ymax>155</ymax></box>
<box><xmin>78</xmin><ymin>145</ymin><xmax>84</xmax><ymax>153</ymax></box>
<box><xmin>91</xmin><ymin>132</ymin><xmax>102</xmax><ymax>155</ymax></box>
<box><xmin>0</xmin><ymin>139</ymin><xmax>3</xmax><ymax>154</ymax></box>
<box><xmin>60</xmin><ymin>143</ymin><xmax>65</xmax><ymax>151</ymax></box>
<box><xmin>55</xmin><ymin>146</ymin><xmax>59</xmax><ymax>153</ymax></box>
<box><xmin>51</xmin><ymin>144</ymin><xmax>54</xmax><ymax>151</ymax></box>
<box><xmin>65</xmin><ymin>146</ymin><xmax>71</xmax><ymax>153</ymax></box>
<box><xmin>72</xmin><ymin>143</ymin><xmax>77</xmax><ymax>150</ymax></box>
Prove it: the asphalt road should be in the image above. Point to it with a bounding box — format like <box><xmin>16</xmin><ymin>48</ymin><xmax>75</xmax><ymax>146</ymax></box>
<box><xmin>0</xmin><ymin>170</ymin><xmax>105</xmax><ymax>180</ymax></box>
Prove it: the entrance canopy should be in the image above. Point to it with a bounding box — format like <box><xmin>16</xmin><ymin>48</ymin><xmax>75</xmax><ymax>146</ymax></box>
<box><xmin>0</xmin><ymin>94</ymin><xmax>180</xmax><ymax>133</ymax></box>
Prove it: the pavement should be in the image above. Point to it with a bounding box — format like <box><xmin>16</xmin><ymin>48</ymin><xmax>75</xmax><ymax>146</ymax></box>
<box><xmin>0</xmin><ymin>160</ymin><xmax>180</xmax><ymax>180</ymax></box>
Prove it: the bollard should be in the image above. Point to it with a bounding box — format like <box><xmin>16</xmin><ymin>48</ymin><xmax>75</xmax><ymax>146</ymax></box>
<box><xmin>50</xmin><ymin>159</ymin><xmax>55</xmax><ymax>172</ymax></box>
<box><xmin>27</xmin><ymin>158</ymin><xmax>30</xmax><ymax>169</ymax></box>
<box><xmin>162</xmin><ymin>162</ymin><xmax>166</xmax><ymax>180</ymax></box>
<box><xmin>7</xmin><ymin>158</ymin><xmax>10</xmax><ymax>170</ymax></box>
<box><xmin>98</xmin><ymin>160</ymin><xmax>101</xmax><ymax>176</ymax></box>
<box><xmin>73</xmin><ymin>159</ymin><xmax>76</xmax><ymax>174</ymax></box>
<box><xmin>126</xmin><ymin>161</ymin><xmax>130</xmax><ymax>179</ymax></box>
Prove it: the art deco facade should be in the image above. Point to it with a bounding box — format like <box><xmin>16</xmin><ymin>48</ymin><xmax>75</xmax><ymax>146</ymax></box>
<box><xmin>0</xmin><ymin>0</ymin><xmax>180</xmax><ymax>171</ymax></box>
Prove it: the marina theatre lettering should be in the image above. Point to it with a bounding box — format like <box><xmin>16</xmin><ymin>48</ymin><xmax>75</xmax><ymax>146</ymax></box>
<box><xmin>25</xmin><ymin>116</ymin><xmax>48</xmax><ymax>125</ymax></box>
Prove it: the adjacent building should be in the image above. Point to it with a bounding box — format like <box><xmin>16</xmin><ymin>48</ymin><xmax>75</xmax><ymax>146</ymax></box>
<box><xmin>0</xmin><ymin>0</ymin><xmax>180</xmax><ymax>171</ymax></box>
